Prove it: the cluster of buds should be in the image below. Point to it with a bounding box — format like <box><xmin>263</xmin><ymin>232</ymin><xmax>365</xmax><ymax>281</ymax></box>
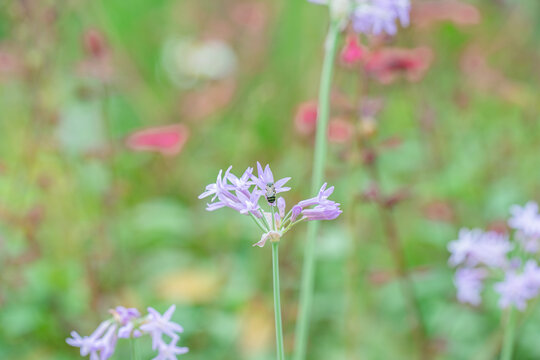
<box><xmin>67</xmin><ymin>305</ymin><xmax>188</xmax><ymax>360</ymax></box>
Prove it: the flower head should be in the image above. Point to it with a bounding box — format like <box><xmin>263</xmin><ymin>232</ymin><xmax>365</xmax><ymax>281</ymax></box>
<box><xmin>449</xmin><ymin>201</ymin><xmax>540</xmax><ymax>311</ymax></box>
<box><xmin>509</xmin><ymin>202</ymin><xmax>540</xmax><ymax>238</ymax></box>
<box><xmin>309</xmin><ymin>0</ymin><xmax>411</xmax><ymax>36</ymax></box>
<box><xmin>448</xmin><ymin>228</ymin><xmax>512</xmax><ymax>269</ymax></box>
<box><xmin>153</xmin><ymin>339</ymin><xmax>189</xmax><ymax>360</ymax></box>
<box><xmin>252</xmin><ymin>162</ymin><xmax>291</xmax><ymax>196</ymax></box>
<box><xmin>200</xmin><ymin>164</ymin><xmax>342</xmax><ymax>247</ymax></box>
<box><xmin>454</xmin><ymin>267</ymin><xmax>487</xmax><ymax>306</ymax></box>
<box><xmin>67</xmin><ymin>305</ymin><xmax>187</xmax><ymax>360</ymax></box>
<box><xmin>141</xmin><ymin>305</ymin><xmax>184</xmax><ymax>350</ymax></box>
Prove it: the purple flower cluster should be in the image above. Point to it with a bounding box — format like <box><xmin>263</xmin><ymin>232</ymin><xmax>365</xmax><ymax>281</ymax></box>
<box><xmin>448</xmin><ymin>202</ymin><xmax>540</xmax><ymax>311</ymax></box>
<box><xmin>67</xmin><ymin>305</ymin><xmax>188</xmax><ymax>360</ymax></box>
<box><xmin>200</xmin><ymin>162</ymin><xmax>342</xmax><ymax>247</ymax></box>
<box><xmin>509</xmin><ymin>202</ymin><xmax>540</xmax><ymax>252</ymax></box>
<box><xmin>308</xmin><ymin>0</ymin><xmax>410</xmax><ymax>36</ymax></box>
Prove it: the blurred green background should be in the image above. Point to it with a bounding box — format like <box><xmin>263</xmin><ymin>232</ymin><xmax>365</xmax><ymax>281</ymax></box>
<box><xmin>1</xmin><ymin>0</ymin><xmax>540</xmax><ymax>359</ymax></box>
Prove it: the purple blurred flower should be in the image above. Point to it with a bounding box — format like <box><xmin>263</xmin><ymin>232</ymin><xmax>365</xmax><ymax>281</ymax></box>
<box><xmin>141</xmin><ymin>305</ymin><xmax>184</xmax><ymax>350</ymax></box>
<box><xmin>153</xmin><ymin>339</ymin><xmax>189</xmax><ymax>360</ymax></box>
<box><xmin>509</xmin><ymin>202</ymin><xmax>540</xmax><ymax>254</ymax></box>
<box><xmin>523</xmin><ymin>260</ymin><xmax>540</xmax><ymax>291</ymax></box>
<box><xmin>448</xmin><ymin>228</ymin><xmax>512</xmax><ymax>268</ymax></box>
<box><xmin>308</xmin><ymin>0</ymin><xmax>410</xmax><ymax>36</ymax></box>
<box><xmin>509</xmin><ymin>202</ymin><xmax>540</xmax><ymax>237</ymax></box>
<box><xmin>352</xmin><ymin>0</ymin><xmax>410</xmax><ymax>35</ymax></box>
<box><xmin>494</xmin><ymin>260</ymin><xmax>540</xmax><ymax>311</ymax></box>
<box><xmin>454</xmin><ymin>268</ymin><xmax>488</xmax><ymax>306</ymax></box>
<box><xmin>449</xmin><ymin>201</ymin><xmax>540</xmax><ymax>312</ymax></box>
<box><xmin>112</xmin><ymin>306</ymin><xmax>141</xmax><ymax>338</ymax></box>
<box><xmin>98</xmin><ymin>324</ymin><xmax>118</xmax><ymax>360</ymax></box>
<box><xmin>67</xmin><ymin>320</ymin><xmax>114</xmax><ymax>359</ymax></box>
<box><xmin>495</xmin><ymin>272</ymin><xmax>534</xmax><ymax>311</ymax></box>
<box><xmin>67</xmin><ymin>305</ymin><xmax>187</xmax><ymax>360</ymax></box>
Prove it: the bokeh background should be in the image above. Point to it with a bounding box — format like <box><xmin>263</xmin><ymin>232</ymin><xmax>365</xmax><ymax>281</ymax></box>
<box><xmin>1</xmin><ymin>0</ymin><xmax>540</xmax><ymax>359</ymax></box>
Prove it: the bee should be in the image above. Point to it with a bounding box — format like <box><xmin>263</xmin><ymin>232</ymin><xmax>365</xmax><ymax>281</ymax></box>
<box><xmin>265</xmin><ymin>182</ymin><xmax>276</xmax><ymax>204</ymax></box>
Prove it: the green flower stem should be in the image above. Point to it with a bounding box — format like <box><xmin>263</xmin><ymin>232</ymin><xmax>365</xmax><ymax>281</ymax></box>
<box><xmin>501</xmin><ymin>307</ymin><xmax>517</xmax><ymax>360</ymax></box>
<box><xmin>272</xmin><ymin>205</ymin><xmax>277</xmax><ymax>231</ymax></box>
<box><xmin>250</xmin><ymin>213</ymin><xmax>269</xmax><ymax>233</ymax></box>
<box><xmin>272</xmin><ymin>241</ymin><xmax>286</xmax><ymax>360</ymax></box>
<box><xmin>294</xmin><ymin>20</ymin><xmax>341</xmax><ymax>360</ymax></box>
<box><xmin>130</xmin><ymin>338</ymin><xmax>138</xmax><ymax>360</ymax></box>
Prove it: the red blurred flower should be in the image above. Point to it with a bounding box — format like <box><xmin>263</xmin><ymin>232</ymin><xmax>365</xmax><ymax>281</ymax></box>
<box><xmin>294</xmin><ymin>101</ymin><xmax>318</xmax><ymax>136</ymax></box>
<box><xmin>229</xmin><ymin>2</ymin><xmax>268</xmax><ymax>34</ymax></box>
<box><xmin>365</xmin><ymin>46</ymin><xmax>433</xmax><ymax>84</ymax></box>
<box><xmin>411</xmin><ymin>1</ymin><xmax>481</xmax><ymax>28</ymax></box>
<box><xmin>328</xmin><ymin>118</ymin><xmax>354</xmax><ymax>144</ymax></box>
<box><xmin>83</xmin><ymin>28</ymin><xmax>108</xmax><ymax>59</ymax></box>
<box><xmin>460</xmin><ymin>45</ymin><xmax>529</xmax><ymax>104</ymax></box>
<box><xmin>78</xmin><ymin>28</ymin><xmax>114</xmax><ymax>82</ymax></box>
<box><xmin>0</xmin><ymin>48</ymin><xmax>21</xmax><ymax>79</ymax></box>
<box><xmin>340</xmin><ymin>35</ymin><xmax>366</xmax><ymax>66</ymax></box>
<box><xmin>126</xmin><ymin>124</ymin><xmax>189</xmax><ymax>156</ymax></box>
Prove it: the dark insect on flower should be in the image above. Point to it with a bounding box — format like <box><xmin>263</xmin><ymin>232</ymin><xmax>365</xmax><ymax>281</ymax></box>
<box><xmin>265</xmin><ymin>182</ymin><xmax>276</xmax><ymax>204</ymax></box>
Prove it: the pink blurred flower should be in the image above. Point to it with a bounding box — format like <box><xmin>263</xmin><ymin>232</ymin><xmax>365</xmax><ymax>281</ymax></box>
<box><xmin>411</xmin><ymin>1</ymin><xmax>481</xmax><ymax>28</ymax></box>
<box><xmin>126</xmin><ymin>124</ymin><xmax>189</xmax><ymax>156</ymax></box>
<box><xmin>83</xmin><ymin>28</ymin><xmax>108</xmax><ymax>59</ymax></box>
<box><xmin>340</xmin><ymin>35</ymin><xmax>366</xmax><ymax>66</ymax></box>
<box><xmin>365</xmin><ymin>46</ymin><xmax>433</xmax><ymax>84</ymax></box>
<box><xmin>328</xmin><ymin>118</ymin><xmax>354</xmax><ymax>144</ymax></box>
<box><xmin>229</xmin><ymin>2</ymin><xmax>268</xmax><ymax>34</ymax></box>
<box><xmin>77</xmin><ymin>28</ymin><xmax>114</xmax><ymax>82</ymax></box>
<box><xmin>460</xmin><ymin>45</ymin><xmax>530</xmax><ymax>104</ymax></box>
<box><xmin>294</xmin><ymin>101</ymin><xmax>318</xmax><ymax>136</ymax></box>
<box><xmin>0</xmin><ymin>47</ymin><xmax>22</xmax><ymax>79</ymax></box>
<box><xmin>181</xmin><ymin>80</ymin><xmax>236</xmax><ymax>121</ymax></box>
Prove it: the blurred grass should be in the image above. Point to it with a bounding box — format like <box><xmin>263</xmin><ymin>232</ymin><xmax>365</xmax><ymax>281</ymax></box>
<box><xmin>0</xmin><ymin>0</ymin><xmax>540</xmax><ymax>359</ymax></box>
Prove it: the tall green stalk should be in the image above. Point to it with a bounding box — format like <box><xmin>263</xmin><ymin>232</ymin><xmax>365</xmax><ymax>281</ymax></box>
<box><xmin>272</xmin><ymin>241</ymin><xmax>285</xmax><ymax>360</ymax></box>
<box><xmin>130</xmin><ymin>338</ymin><xmax>138</xmax><ymax>360</ymax></box>
<box><xmin>294</xmin><ymin>20</ymin><xmax>341</xmax><ymax>360</ymax></box>
<box><xmin>500</xmin><ymin>307</ymin><xmax>517</xmax><ymax>360</ymax></box>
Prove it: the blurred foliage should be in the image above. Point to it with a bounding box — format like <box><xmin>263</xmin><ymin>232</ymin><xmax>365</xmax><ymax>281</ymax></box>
<box><xmin>0</xmin><ymin>0</ymin><xmax>540</xmax><ymax>359</ymax></box>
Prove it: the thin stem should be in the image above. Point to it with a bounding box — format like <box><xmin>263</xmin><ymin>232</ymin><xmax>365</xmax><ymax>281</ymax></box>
<box><xmin>272</xmin><ymin>242</ymin><xmax>286</xmax><ymax>360</ymax></box>
<box><xmin>261</xmin><ymin>210</ymin><xmax>272</xmax><ymax>231</ymax></box>
<box><xmin>130</xmin><ymin>338</ymin><xmax>138</xmax><ymax>360</ymax></box>
<box><xmin>294</xmin><ymin>21</ymin><xmax>341</xmax><ymax>360</ymax></box>
<box><xmin>250</xmin><ymin>212</ymin><xmax>269</xmax><ymax>233</ymax></box>
<box><xmin>364</xmin><ymin>149</ymin><xmax>429</xmax><ymax>359</ymax></box>
<box><xmin>380</xmin><ymin>207</ymin><xmax>429</xmax><ymax>359</ymax></box>
<box><xmin>500</xmin><ymin>307</ymin><xmax>517</xmax><ymax>360</ymax></box>
<box><xmin>272</xmin><ymin>205</ymin><xmax>277</xmax><ymax>231</ymax></box>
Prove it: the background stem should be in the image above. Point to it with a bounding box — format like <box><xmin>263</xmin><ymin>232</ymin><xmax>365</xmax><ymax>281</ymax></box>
<box><xmin>294</xmin><ymin>21</ymin><xmax>340</xmax><ymax>360</ymax></box>
<box><xmin>500</xmin><ymin>307</ymin><xmax>517</xmax><ymax>360</ymax></box>
<box><xmin>272</xmin><ymin>242</ymin><xmax>286</xmax><ymax>360</ymax></box>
